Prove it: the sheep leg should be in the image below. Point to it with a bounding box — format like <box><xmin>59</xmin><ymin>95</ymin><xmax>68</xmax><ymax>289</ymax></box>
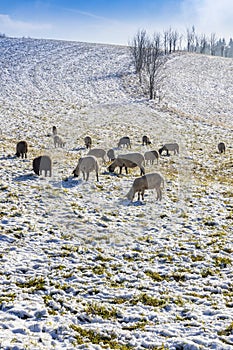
<box><xmin>86</xmin><ymin>172</ymin><xmax>89</xmax><ymax>181</ymax></box>
<box><xmin>96</xmin><ymin>171</ymin><xmax>99</xmax><ymax>182</ymax></box>
<box><xmin>141</xmin><ymin>190</ymin><xmax>145</xmax><ymax>200</ymax></box>
<box><xmin>125</xmin><ymin>166</ymin><xmax>128</xmax><ymax>174</ymax></box>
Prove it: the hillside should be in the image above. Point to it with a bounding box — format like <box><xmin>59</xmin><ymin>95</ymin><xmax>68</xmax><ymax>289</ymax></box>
<box><xmin>0</xmin><ymin>37</ymin><xmax>233</xmax><ymax>350</ymax></box>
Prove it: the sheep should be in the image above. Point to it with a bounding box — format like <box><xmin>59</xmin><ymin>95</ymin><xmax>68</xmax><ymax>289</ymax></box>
<box><xmin>159</xmin><ymin>143</ymin><xmax>179</xmax><ymax>156</ymax></box>
<box><xmin>218</xmin><ymin>142</ymin><xmax>226</xmax><ymax>153</ymax></box>
<box><xmin>53</xmin><ymin>135</ymin><xmax>65</xmax><ymax>148</ymax></box>
<box><xmin>144</xmin><ymin>150</ymin><xmax>159</xmax><ymax>165</ymax></box>
<box><xmin>142</xmin><ymin>135</ymin><xmax>151</xmax><ymax>146</ymax></box>
<box><xmin>16</xmin><ymin>141</ymin><xmax>28</xmax><ymax>158</ymax></box>
<box><xmin>87</xmin><ymin>148</ymin><xmax>106</xmax><ymax>162</ymax></box>
<box><xmin>118</xmin><ymin>136</ymin><xmax>131</xmax><ymax>149</ymax></box>
<box><xmin>84</xmin><ymin>136</ymin><xmax>92</xmax><ymax>149</ymax></box>
<box><xmin>33</xmin><ymin>155</ymin><xmax>52</xmax><ymax>177</ymax></box>
<box><xmin>107</xmin><ymin>149</ymin><xmax>115</xmax><ymax>162</ymax></box>
<box><xmin>108</xmin><ymin>152</ymin><xmax>145</xmax><ymax>175</ymax></box>
<box><xmin>73</xmin><ymin>155</ymin><xmax>99</xmax><ymax>181</ymax></box>
<box><xmin>52</xmin><ymin>126</ymin><xmax>57</xmax><ymax>135</ymax></box>
<box><xmin>127</xmin><ymin>172</ymin><xmax>164</xmax><ymax>202</ymax></box>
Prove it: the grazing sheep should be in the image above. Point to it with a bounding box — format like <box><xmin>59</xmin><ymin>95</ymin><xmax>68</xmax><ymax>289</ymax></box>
<box><xmin>159</xmin><ymin>143</ymin><xmax>179</xmax><ymax>156</ymax></box>
<box><xmin>16</xmin><ymin>141</ymin><xmax>28</xmax><ymax>158</ymax></box>
<box><xmin>53</xmin><ymin>135</ymin><xmax>65</xmax><ymax>148</ymax></box>
<box><xmin>84</xmin><ymin>136</ymin><xmax>92</xmax><ymax>149</ymax></box>
<box><xmin>142</xmin><ymin>135</ymin><xmax>151</xmax><ymax>146</ymax></box>
<box><xmin>127</xmin><ymin>172</ymin><xmax>164</xmax><ymax>202</ymax></box>
<box><xmin>73</xmin><ymin>155</ymin><xmax>99</xmax><ymax>181</ymax></box>
<box><xmin>52</xmin><ymin>126</ymin><xmax>57</xmax><ymax>135</ymax></box>
<box><xmin>118</xmin><ymin>136</ymin><xmax>131</xmax><ymax>149</ymax></box>
<box><xmin>218</xmin><ymin>142</ymin><xmax>226</xmax><ymax>153</ymax></box>
<box><xmin>144</xmin><ymin>150</ymin><xmax>159</xmax><ymax>165</ymax></box>
<box><xmin>107</xmin><ymin>149</ymin><xmax>115</xmax><ymax>162</ymax></box>
<box><xmin>108</xmin><ymin>152</ymin><xmax>145</xmax><ymax>175</ymax></box>
<box><xmin>33</xmin><ymin>155</ymin><xmax>52</xmax><ymax>177</ymax></box>
<box><xmin>87</xmin><ymin>148</ymin><xmax>106</xmax><ymax>162</ymax></box>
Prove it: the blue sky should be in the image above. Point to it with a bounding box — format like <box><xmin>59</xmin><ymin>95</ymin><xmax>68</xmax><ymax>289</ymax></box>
<box><xmin>0</xmin><ymin>0</ymin><xmax>232</xmax><ymax>45</ymax></box>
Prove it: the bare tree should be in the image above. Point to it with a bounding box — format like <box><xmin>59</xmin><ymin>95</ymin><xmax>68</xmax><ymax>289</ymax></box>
<box><xmin>172</xmin><ymin>30</ymin><xmax>179</xmax><ymax>52</ymax></box>
<box><xmin>187</xmin><ymin>25</ymin><xmax>196</xmax><ymax>52</ymax></box>
<box><xmin>163</xmin><ymin>29</ymin><xmax>169</xmax><ymax>55</ymax></box>
<box><xmin>129</xmin><ymin>29</ymin><xmax>148</xmax><ymax>83</ymax></box>
<box><xmin>200</xmin><ymin>34</ymin><xmax>208</xmax><ymax>54</ymax></box>
<box><xmin>210</xmin><ymin>33</ymin><xmax>217</xmax><ymax>55</ymax></box>
<box><xmin>144</xmin><ymin>33</ymin><xmax>165</xmax><ymax>100</ymax></box>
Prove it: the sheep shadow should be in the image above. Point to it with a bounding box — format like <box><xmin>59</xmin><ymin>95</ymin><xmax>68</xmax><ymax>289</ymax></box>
<box><xmin>0</xmin><ymin>155</ymin><xmax>16</xmax><ymax>160</ymax></box>
<box><xmin>71</xmin><ymin>146</ymin><xmax>86</xmax><ymax>152</ymax></box>
<box><xmin>13</xmin><ymin>173</ymin><xmax>37</xmax><ymax>182</ymax></box>
<box><xmin>51</xmin><ymin>177</ymin><xmax>82</xmax><ymax>189</ymax></box>
<box><xmin>120</xmin><ymin>198</ymin><xmax>146</xmax><ymax>207</ymax></box>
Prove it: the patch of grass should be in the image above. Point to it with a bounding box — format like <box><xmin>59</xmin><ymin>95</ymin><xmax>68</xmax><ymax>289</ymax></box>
<box><xmin>92</xmin><ymin>264</ymin><xmax>107</xmax><ymax>275</ymax></box>
<box><xmin>190</xmin><ymin>254</ymin><xmax>205</xmax><ymax>262</ymax></box>
<box><xmin>85</xmin><ymin>302</ymin><xmax>118</xmax><ymax>319</ymax></box>
<box><xmin>218</xmin><ymin>321</ymin><xmax>233</xmax><ymax>336</ymax></box>
<box><xmin>201</xmin><ymin>268</ymin><xmax>219</xmax><ymax>278</ymax></box>
<box><xmin>16</xmin><ymin>276</ymin><xmax>46</xmax><ymax>291</ymax></box>
<box><xmin>145</xmin><ymin>270</ymin><xmax>165</xmax><ymax>282</ymax></box>
<box><xmin>0</xmin><ymin>292</ymin><xmax>16</xmax><ymax>303</ymax></box>
<box><xmin>213</xmin><ymin>256</ymin><xmax>232</xmax><ymax>268</ymax></box>
<box><xmin>122</xmin><ymin>320</ymin><xmax>149</xmax><ymax>330</ymax></box>
<box><xmin>95</xmin><ymin>254</ymin><xmax>112</xmax><ymax>262</ymax></box>
<box><xmin>131</xmin><ymin>293</ymin><xmax>169</xmax><ymax>308</ymax></box>
<box><xmin>70</xmin><ymin>324</ymin><xmax>133</xmax><ymax>349</ymax></box>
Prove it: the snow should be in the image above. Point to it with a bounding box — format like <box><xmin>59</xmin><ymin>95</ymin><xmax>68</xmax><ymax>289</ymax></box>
<box><xmin>0</xmin><ymin>37</ymin><xmax>233</xmax><ymax>349</ymax></box>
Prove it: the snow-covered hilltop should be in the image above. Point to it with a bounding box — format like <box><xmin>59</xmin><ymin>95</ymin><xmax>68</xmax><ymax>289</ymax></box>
<box><xmin>0</xmin><ymin>37</ymin><xmax>233</xmax><ymax>350</ymax></box>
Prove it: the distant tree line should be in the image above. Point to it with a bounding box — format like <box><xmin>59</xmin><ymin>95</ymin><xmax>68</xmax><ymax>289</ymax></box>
<box><xmin>129</xmin><ymin>26</ymin><xmax>233</xmax><ymax>100</ymax></box>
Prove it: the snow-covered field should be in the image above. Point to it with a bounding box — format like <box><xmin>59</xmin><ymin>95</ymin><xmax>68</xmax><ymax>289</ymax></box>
<box><xmin>0</xmin><ymin>37</ymin><xmax>233</xmax><ymax>350</ymax></box>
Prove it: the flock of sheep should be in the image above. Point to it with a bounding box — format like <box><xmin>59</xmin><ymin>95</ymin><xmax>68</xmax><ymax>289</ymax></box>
<box><xmin>15</xmin><ymin>126</ymin><xmax>226</xmax><ymax>202</ymax></box>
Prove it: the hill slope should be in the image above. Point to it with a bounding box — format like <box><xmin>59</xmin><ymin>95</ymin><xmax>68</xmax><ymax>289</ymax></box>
<box><xmin>0</xmin><ymin>38</ymin><xmax>233</xmax><ymax>350</ymax></box>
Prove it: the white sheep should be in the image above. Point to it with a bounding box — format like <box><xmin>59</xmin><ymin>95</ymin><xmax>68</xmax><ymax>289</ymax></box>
<box><xmin>73</xmin><ymin>155</ymin><xmax>99</xmax><ymax>181</ymax></box>
<box><xmin>144</xmin><ymin>150</ymin><xmax>159</xmax><ymax>165</ymax></box>
<box><xmin>108</xmin><ymin>152</ymin><xmax>145</xmax><ymax>175</ymax></box>
<box><xmin>54</xmin><ymin>135</ymin><xmax>65</xmax><ymax>148</ymax></box>
<box><xmin>87</xmin><ymin>148</ymin><xmax>106</xmax><ymax>162</ymax></box>
<box><xmin>127</xmin><ymin>172</ymin><xmax>164</xmax><ymax>201</ymax></box>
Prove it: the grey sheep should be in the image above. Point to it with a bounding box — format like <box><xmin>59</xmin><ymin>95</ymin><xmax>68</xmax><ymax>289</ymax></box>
<box><xmin>87</xmin><ymin>148</ymin><xmax>106</xmax><ymax>162</ymax></box>
<box><xmin>33</xmin><ymin>155</ymin><xmax>52</xmax><ymax>177</ymax></box>
<box><xmin>218</xmin><ymin>142</ymin><xmax>226</xmax><ymax>153</ymax></box>
<box><xmin>144</xmin><ymin>150</ymin><xmax>159</xmax><ymax>165</ymax></box>
<box><xmin>16</xmin><ymin>141</ymin><xmax>28</xmax><ymax>158</ymax></box>
<box><xmin>107</xmin><ymin>149</ymin><xmax>115</xmax><ymax>161</ymax></box>
<box><xmin>84</xmin><ymin>136</ymin><xmax>92</xmax><ymax>149</ymax></box>
<box><xmin>127</xmin><ymin>172</ymin><xmax>164</xmax><ymax>202</ymax></box>
<box><xmin>118</xmin><ymin>136</ymin><xmax>131</xmax><ymax>149</ymax></box>
<box><xmin>108</xmin><ymin>152</ymin><xmax>145</xmax><ymax>175</ymax></box>
<box><xmin>159</xmin><ymin>143</ymin><xmax>179</xmax><ymax>156</ymax></box>
<box><xmin>73</xmin><ymin>155</ymin><xmax>99</xmax><ymax>181</ymax></box>
<box><xmin>54</xmin><ymin>135</ymin><xmax>65</xmax><ymax>148</ymax></box>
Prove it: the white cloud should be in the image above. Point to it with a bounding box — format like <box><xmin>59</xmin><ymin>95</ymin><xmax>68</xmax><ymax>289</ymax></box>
<box><xmin>0</xmin><ymin>14</ymin><xmax>52</xmax><ymax>37</ymax></box>
<box><xmin>180</xmin><ymin>0</ymin><xmax>233</xmax><ymax>39</ymax></box>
